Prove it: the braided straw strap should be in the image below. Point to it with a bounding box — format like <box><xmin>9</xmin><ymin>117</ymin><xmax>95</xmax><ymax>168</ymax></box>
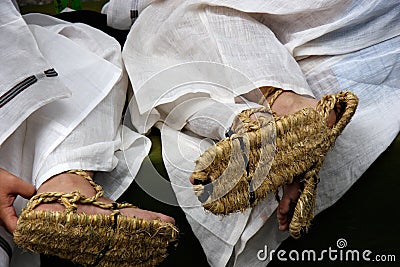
<box><xmin>258</xmin><ymin>86</ymin><xmax>284</xmax><ymax>111</ymax></box>
<box><xmin>24</xmin><ymin>170</ymin><xmax>134</xmax><ymax>214</ymax></box>
<box><xmin>193</xmin><ymin>107</ymin><xmax>276</xmax><ymax>213</ymax></box>
<box><xmin>192</xmin><ymin>91</ymin><xmax>359</xmax><ymax>239</ymax></box>
<box><xmin>288</xmin><ymin>91</ymin><xmax>358</xmax><ymax>238</ymax></box>
<box><xmin>14</xmin><ymin>170</ymin><xmax>179</xmax><ymax>267</ymax></box>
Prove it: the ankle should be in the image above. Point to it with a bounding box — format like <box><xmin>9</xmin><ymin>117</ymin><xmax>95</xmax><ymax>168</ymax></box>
<box><xmin>37</xmin><ymin>171</ymin><xmax>95</xmax><ymax>196</ymax></box>
<box><xmin>262</xmin><ymin>89</ymin><xmax>336</xmax><ymax>127</ymax></box>
<box><xmin>264</xmin><ymin>90</ymin><xmax>317</xmax><ymax>117</ymax></box>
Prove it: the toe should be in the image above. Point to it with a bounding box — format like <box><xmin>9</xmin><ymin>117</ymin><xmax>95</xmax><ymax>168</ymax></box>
<box><xmin>326</xmin><ymin>110</ymin><xmax>337</xmax><ymax>128</ymax></box>
<box><xmin>278</xmin><ymin>215</ymin><xmax>288</xmax><ymax>230</ymax></box>
<box><xmin>158</xmin><ymin>213</ymin><xmax>175</xmax><ymax>224</ymax></box>
<box><xmin>277</xmin><ymin>214</ymin><xmax>289</xmax><ymax>231</ymax></box>
<box><xmin>121</xmin><ymin>208</ymin><xmax>175</xmax><ymax>224</ymax></box>
<box><xmin>277</xmin><ymin>180</ymin><xmax>301</xmax><ymax>232</ymax></box>
<box><xmin>277</xmin><ymin>197</ymin><xmax>291</xmax><ymax>231</ymax></box>
<box><xmin>279</xmin><ymin>222</ymin><xmax>289</xmax><ymax>231</ymax></box>
<box><xmin>278</xmin><ymin>196</ymin><xmax>291</xmax><ymax>215</ymax></box>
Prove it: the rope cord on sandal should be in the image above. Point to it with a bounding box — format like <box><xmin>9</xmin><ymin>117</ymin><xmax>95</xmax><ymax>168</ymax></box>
<box><xmin>24</xmin><ymin>170</ymin><xmax>135</xmax><ymax>213</ymax></box>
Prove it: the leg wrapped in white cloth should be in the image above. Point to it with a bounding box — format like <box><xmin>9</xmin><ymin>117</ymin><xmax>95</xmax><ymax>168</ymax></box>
<box><xmin>0</xmin><ymin>3</ymin><xmax>168</xmax><ymax>266</ymax></box>
<box><xmin>123</xmin><ymin>0</ymin><xmax>400</xmax><ymax>266</ymax></box>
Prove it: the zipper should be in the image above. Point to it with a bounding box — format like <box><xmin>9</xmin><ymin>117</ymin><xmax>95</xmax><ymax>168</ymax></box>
<box><xmin>0</xmin><ymin>69</ymin><xmax>58</xmax><ymax>108</ymax></box>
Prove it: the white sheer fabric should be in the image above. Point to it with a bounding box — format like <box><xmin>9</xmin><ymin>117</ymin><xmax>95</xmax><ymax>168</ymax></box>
<box><xmin>0</xmin><ymin>2</ymin><xmax>150</xmax><ymax>266</ymax></box>
<box><xmin>102</xmin><ymin>0</ymin><xmax>155</xmax><ymax>30</ymax></box>
<box><xmin>122</xmin><ymin>0</ymin><xmax>400</xmax><ymax>266</ymax></box>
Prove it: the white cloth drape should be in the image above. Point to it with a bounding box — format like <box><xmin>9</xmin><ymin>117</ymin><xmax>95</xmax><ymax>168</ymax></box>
<box><xmin>122</xmin><ymin>0</ymin><xmax>400</xmax><ymax>266</ymax></box>
<box><xmin>0</xmin><ymin>2</ymin><xmax>151</xmax><ymax>266</ymax></box>
<box><xmin>101</xmin><ymin>0</ymin><xmax>156</xmax><ymax>30</ymax></box>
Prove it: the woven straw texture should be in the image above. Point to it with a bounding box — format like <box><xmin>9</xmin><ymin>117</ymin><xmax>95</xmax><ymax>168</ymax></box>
<box><xmin>192</xmin><ymin>91</ymin><xmax>358</xmax><ymax>239</ymax></box>
<box><xmin>14</xmin><ymin>170</ymin><xmax>179</xmax><ymax>267</ymax></box>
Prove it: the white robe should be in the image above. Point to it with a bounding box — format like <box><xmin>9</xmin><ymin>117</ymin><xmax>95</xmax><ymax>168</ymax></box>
<box><xmin>121</xmin><ymin>0</ymin><xmax>400</xmax><ymax>266</ymax></box>
<box><xmin>0</xmin><ymin>1</ymin><xmax>150</xmax><ymax>266</ymax></box>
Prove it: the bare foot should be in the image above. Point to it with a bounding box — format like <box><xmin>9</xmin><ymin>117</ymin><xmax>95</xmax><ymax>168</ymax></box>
<box><xmin>36</xmin><ymin>172</ymin><xmax>175</xmax><ymax>224</ymax></box>
<box><xmin>277</xmin><ymin>179</ymin><xmax>300</xmax><ymax>231</ymax></box>
<box><xmin>189</xmin><ymin>88</ymin><xmax>336</xmax><ymax>231</ymax></box>
<box><xmin>260</xmin><ymin>89</ymin><xmax>336</xmax><ymax>232</ymax></box>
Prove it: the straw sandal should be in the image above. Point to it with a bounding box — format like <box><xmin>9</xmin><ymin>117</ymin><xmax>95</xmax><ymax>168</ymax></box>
<box><xmin>13</xmin><ymin>170</ymin><xmax>179</xmax><ymax>267</ymax></box>
<box><xmin>192</xmin><ymin>90</ymin><xmax>358</xmax><ymax>238</ymax></box>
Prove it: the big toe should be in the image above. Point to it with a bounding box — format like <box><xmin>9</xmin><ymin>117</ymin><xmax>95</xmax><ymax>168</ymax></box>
<box><xmin>277</xmin><ymin>197</ymin><xmax>291</xmax><ymax>231</ymax></box>
<box><xmin>121</xmin><ymin>208</ymin><xmax>175</xmax><ymax>224</ymax></box>
<box><xmin>326</xmin><ymin>110</ymin><xmax>337</xmax><ymax>128</ymax></box>
<box><xmin>278</xmin><ymin>197</ymin><xmax>291</xmax><ymax>215</ymax></box>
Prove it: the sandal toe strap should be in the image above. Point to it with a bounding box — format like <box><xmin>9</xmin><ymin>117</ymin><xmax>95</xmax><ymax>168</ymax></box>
<box><xmin>25</xmin><ymin>170</ymin><xmax>137</xmax><ymax>213</ymax></box>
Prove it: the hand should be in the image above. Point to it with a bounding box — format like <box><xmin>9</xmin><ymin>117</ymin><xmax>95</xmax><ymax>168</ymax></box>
<box><xmin>0</xmin><ymin>169</ymin><xmax>35</xmax><ymax>233</ymax></box>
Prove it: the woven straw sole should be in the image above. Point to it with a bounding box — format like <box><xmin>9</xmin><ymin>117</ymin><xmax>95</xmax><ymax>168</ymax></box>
<box><xmin>193</xmin><ymin>107</ymin><xmax>276</xmax><ymax>213</ymax></box>
<box><xmin>14</xmin><ymin>209</ymin><xmax>178</xmax><ymax>267</ymax></box>
<box><xmin>13</xmin><ymin>170</ymin><xmax>178</xmax><ymax>267</ymax></box>
<box><xmin>192</xmin><ymin>91</ymin><xmax>358</xmax><ymax>238</ymax></box>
